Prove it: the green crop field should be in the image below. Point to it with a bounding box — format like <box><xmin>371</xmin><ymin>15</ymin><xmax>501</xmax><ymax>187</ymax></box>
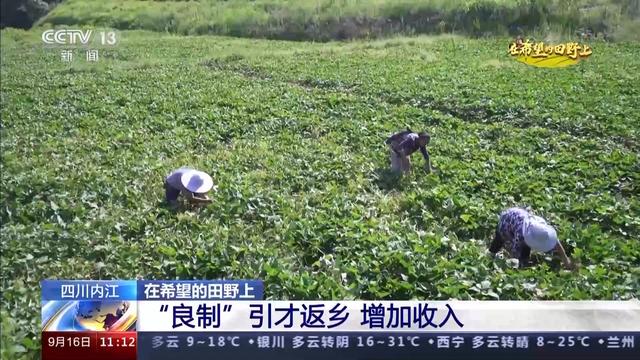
<box><xmin>1</xmin><ymin>28</ymin><xmax>639</xmax><ymax>358</ymax></box>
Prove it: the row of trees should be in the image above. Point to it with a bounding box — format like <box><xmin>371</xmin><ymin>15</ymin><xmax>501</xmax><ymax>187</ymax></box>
<box><xmin>1</xmin><ymin>0</ymin><xmax>61</xmax><ymax>29</ymax></box>
<box><xmin>2</xmin><ymin>0</ymin><xmax>639</xmax><ymax>41</ymax></box>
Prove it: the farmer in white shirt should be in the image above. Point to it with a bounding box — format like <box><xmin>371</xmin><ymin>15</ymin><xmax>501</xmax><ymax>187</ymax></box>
<box><xmin>489</xmin><ymin>207</ymin><xmax>574</xmax><ymax>269</ymax></box>
<box><xmin>164</xmin><ymin>167</ymin><xmax>214</xmax><ymax>206</ymax></box>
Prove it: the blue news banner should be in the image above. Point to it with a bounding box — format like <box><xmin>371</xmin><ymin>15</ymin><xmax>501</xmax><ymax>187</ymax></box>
<box><xmin>133</xmin><ymin>280</ymin><xmax>638</xmax><ymax>360</ymax></box>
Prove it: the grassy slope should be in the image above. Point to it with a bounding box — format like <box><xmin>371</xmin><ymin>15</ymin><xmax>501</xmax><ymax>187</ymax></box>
<box><xmin>38</xmin><ymin>0</ymin><xmax>640</xmax><ymax>40</ymax></box>
<box><xmin>1</xmin><ymin>29</ymin><xmax>639</xmax><ymax>358</ymax></box>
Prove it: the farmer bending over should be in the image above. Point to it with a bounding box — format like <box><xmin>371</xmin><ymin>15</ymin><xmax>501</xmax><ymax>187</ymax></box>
<box><xmin>164</xmin><ymin>167</ymin><xmax>214</xmax><ymax>207</ymax></box>
<box><xmin>385</xmin><ymin>128</ymin><xmax>432</xmax><ymax>174</ymax></box>
<box><xmin>489</xmin><ymin>207</ymin><xmax>574</xmax><ymax>269</ymax></box>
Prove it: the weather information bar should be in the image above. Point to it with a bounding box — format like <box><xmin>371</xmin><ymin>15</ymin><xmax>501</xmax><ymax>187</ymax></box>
<box><xmin>41</xmin><ymin>280</ymin><xmax>639</xmax><ymax>360</ymax></box>
<box><xmin>137</xmin><ymin>332</ymin><xmax>638</xmax><ymax>360</ymax></box>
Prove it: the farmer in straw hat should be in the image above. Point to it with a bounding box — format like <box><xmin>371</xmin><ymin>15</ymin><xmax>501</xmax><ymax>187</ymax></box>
<box><xmin>489</xmin><ymin>207</ymin><xmax>574</xmax><ymax>269</ymax></box>
<box><xmin>164</xmin><ymin>167</ymin><xmax>214</xmax><ymax>207</ymax></box>
<box><xmin>385</xmin><ymin>128</ymin><xmax>432</xmax><ymax>174</ymax></box>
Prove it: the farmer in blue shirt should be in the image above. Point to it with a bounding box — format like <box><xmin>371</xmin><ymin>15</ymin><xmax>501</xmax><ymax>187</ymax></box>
<box><xmin>386</xmin><ymin>128</ymin><xmax>432</xmax><ymax>174</ymax></box>
<box><xmin>489</xmin><ymin>207</ymin><xmax>574</xmax><ymax>269</ymax></box>
<box><xmin>164</xmin><ymin>167</ymin><xmax>214</xmax><ymax>206</ymax></box>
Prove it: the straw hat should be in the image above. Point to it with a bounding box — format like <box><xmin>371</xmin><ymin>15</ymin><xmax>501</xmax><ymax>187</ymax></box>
<box><xmin>523</xmin><ymin>217</ymin><xmax>559</xmax><ymax>253</ymax></box>
<box><xmin>180</xmin><ymin>170</ymin><xmax>213</xmax><ymax>194</ymax></box>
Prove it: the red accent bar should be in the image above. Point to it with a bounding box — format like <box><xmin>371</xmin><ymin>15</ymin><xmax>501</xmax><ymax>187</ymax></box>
<box><xmin>42</xmin><ymin>332</ymin><xmax>137</xmax><ymax>360</ymax></box>
<box><xmin>42</xmin><ymin>332</ymin><xmax>96</xmax><ymax>360</ymax></box>
<box><xmin>95</xmin><ymin>332</ymin><xmax>137</xmax><ymax>360</ymax></box>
